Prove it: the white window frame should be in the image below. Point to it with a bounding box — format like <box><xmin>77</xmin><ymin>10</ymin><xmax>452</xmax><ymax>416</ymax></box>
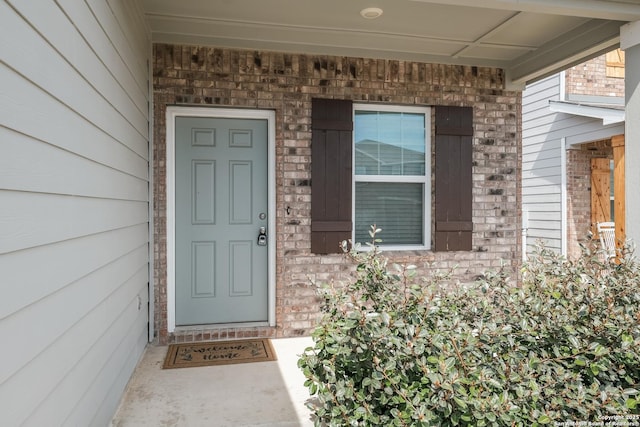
<box><xmin>352</xmin><ymin>104</ymin><xmax>431</xmax><ymax>251</ymax></box>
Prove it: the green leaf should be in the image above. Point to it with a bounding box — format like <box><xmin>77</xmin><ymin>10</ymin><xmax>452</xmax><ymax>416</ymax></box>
<box><xmin>589</xmin><ymin>342</ymin><xmax>608</xmax><ymax>357</ymax></box>
<box><xmin>444</xmin><ymin>357</ymin><xmax>456</xmax><ymax>371</ymax></box>
<box><xmin>537</xmin><ymin>415</ymin><xmax>552</xmax><ymax>424</ymax></box>
<box><xmin>427</xmin><ymin>356</ymin><xmax>439</xmax><ymax>365</ymax></box>
<box><xmin>453</xmin><ymin>397</ymin><xmax>468</xmax><ymax>410</ymax></box>
<box><xmin>626</xmin><ymin>398</ymin><xmax>637</xmax><ymax>410</ymax></box>
<box><xmin>568</xmin><ymin>335</ymin><xmax>580</xmax><ymax>349</ymax></box>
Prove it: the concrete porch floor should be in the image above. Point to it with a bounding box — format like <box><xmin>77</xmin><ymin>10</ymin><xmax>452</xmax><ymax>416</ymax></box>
<box><xmin>111</xmin><ymin>337</ymin><xmax>315</xmax><ymax>427</ymax></box>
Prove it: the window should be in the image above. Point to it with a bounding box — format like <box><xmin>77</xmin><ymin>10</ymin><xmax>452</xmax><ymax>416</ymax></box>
<box><xmin>353</xmin><ymin>105</ymin><xmax>430</xmax><ymax>249</ymax></box>
<box><xmin>310</xmin><ymin>98</ymin><xmax>472</xmax><ymax>254</ymax></box>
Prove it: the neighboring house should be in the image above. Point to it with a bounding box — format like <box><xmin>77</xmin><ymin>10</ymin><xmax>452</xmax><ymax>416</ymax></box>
<box><xmin>522</xmin><ymin>50</ymin><xmax>626</xmax><ymax>259</ymax></box>
<box><xmin>2</xmin><ymin>1</ymin><xmax>640</xmax><ymax>426</ymax></box>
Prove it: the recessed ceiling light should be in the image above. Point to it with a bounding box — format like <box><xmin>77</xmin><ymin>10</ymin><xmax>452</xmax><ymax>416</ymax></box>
<box><xmin>360</xmin><ymin>7</ymin><xmax>383</xmax><ymax>19</ymax></box>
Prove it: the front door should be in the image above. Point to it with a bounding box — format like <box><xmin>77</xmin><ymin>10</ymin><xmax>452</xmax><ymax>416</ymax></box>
<box><xmin>175</xmin><ymin>116</ymin><xmax>269</xmax><ymax>325</ymax></box>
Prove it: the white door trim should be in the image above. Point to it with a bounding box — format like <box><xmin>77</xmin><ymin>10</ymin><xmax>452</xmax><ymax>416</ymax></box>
<box><xmin>166</xmin><ymin>106</ymin><xmax>276</xmax><ymax>333</ymax></box>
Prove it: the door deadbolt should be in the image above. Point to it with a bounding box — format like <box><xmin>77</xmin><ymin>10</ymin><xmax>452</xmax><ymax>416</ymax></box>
<box><xmin>257</xmin><ymin>227</ymin><xmax>267</xmax><ymax>246</ymax></box>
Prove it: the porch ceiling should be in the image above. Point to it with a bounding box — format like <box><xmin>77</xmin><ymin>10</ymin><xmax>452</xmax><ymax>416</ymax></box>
<box><xmin>142</xmin><ymin>0</ymin><xmax>639</xmax><ymax>87</ymax></box>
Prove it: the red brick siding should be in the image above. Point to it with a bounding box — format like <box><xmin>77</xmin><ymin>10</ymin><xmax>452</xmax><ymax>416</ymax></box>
<box><xmin>152</xmin><ymin>44</ymin><xmax>522</xmax><ymax>344</ymax></box>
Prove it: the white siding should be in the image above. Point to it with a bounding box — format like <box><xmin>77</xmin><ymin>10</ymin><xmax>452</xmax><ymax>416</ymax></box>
<box><xmin>0</xmin><ymin>0</ymin><xmax>150</xmax><ymax>425</ymax></box>
<box><xmin>522</xmin><ymin>75</ymin><xmax>564</xmax><ymax>253</ymax></box>
<box><xmin>522</xmin><ymin>73</ymin><xmax>625</xmax><ymax>256</ymax></box>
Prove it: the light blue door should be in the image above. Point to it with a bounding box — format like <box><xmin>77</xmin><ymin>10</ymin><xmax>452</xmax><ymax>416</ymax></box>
<box><xmin>175</xmin><ymin>116</ymin><xmax>268</xmax><ymax>325</ymax></box>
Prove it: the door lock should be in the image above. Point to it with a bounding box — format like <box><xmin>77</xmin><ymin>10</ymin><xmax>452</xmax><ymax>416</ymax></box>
<box><xmin>257</xmin><ymin>227</ymin><xmax>267</xmax><ymax>246</ymax></box>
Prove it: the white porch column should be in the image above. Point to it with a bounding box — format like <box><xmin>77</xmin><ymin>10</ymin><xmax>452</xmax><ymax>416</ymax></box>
<box><xmin>621</xmin><ymin>21</ymin><xmax>640</xmax><ymax>247</ymax></box>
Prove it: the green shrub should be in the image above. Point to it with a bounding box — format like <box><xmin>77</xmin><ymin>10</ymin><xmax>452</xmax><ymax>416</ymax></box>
<box><xmin>298</xmin><ymin>229</ymin><xmax>640</xmax><ymax>426</ymax></box>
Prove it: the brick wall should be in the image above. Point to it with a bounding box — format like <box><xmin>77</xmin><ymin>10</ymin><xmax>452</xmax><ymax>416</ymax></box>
<box><xmin>565</xmin><ymin>54</ymin><xmax>625</xmax><ymax>98</ymax></box>
<box><xmin>566</xmin><ymin>140</ymin><xmax>612</xmax><ymax>260</ymax></box>
<box><xmin>152</xmin><ymin>44</ymin><xmax>522</xmax><ymax>344</ymax></box>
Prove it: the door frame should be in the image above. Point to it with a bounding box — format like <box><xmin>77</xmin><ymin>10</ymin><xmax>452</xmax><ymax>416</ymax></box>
<box><xmin>166</xmin><ymin>106</ymin><xmax>276</xmax><ymax>332</ymax></box>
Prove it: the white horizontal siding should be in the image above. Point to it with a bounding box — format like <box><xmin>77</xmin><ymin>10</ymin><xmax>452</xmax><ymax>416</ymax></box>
<box><xmin>0</xmin><ymin>128</ymin><xmax>147</xmax><ymax>200</ymax></box>
<box><xmin>0</xmin><ymin>63</ymin><xmax>147</xmax><ymax>179</ymax></box>
<box><xmin>522</xmin><ymin>137</ymin><xmax>562</xmax><ymax>156</ymax></box>
<box><xmin>0</xmin><ymin>224</ymin><xmax>148</xmax><ymax>320</ymax></box>
<box><xmin>103</xmin><ymin>0</ymin><xmax>150</xmax><ymax>74</ymax></box>
<box><xmin>522</xmin><ymin>184</ymin><xmax>562</xmax><ymax>196</ymax></box>
<box><xmin>527</xmin><ymin>211</ymin><xmax>560</xmax><ymax>221</ymax></box>
<box><xmin>522</xmin><ymin>71</ymin><xmax>625</xmax><ymax>257</ymax></box>
<box><xmin>524</xmin><ymin>114</ymin><xmax>621</xmax><ymax>143</ymax></box>
<box><xmin>523</xmin><ymin>193</ymin><xmax>561</xmax><ymax>204</ymax></box>
<box><xmin>565</xmin><ymin>121</ymin><xmax>625</xmax><ymax>146</ymax></box>
<box><xmin>523</xmin><ymin>78</ymin><xmax>560</xmax><ymax>112</ymax></box>
<box><xmin>522</xmin><ymin>156</ymin><xmax>562</xmax><ymax>173</ymax></box>
<box><xmin>527</xmin><ymin>227</ymin><xmax>563</xmax><ymax>240</ymax></box>
<box><xmin>523</xmin><ymin>202</ymin><xmax>561</xmax><ymax>212</ymax></box>
<box><xmin>0</xmin><ymin>191</ymin><xmax>148</xmax><ymax>253</ymax></box>
<box><xmin>522</xmin><ymin>75</ymin><xmax>563</xmax><ymax>253</ymax></box>
<box><xmin>0</xmin><ymin>247</ymin><xmax>148</xmax><ymax>403</ymax></box>
<box><xmin>0</xmin><ymin>0</ymin><xmax>150</xmax><ymax>426</ymax></box>
<box><xmin>523</xmin><ymin>147</ymin><xmax>563</xmax><ymax>163</ymax></box>
<box><xmin>1</xmin><ymin>1</ymin><xmax>148</xmax><ymax>148</ymax></box>
<box><xmin>522</xmin><ymin>164</ymin><xmax>560</xmax><ymax>180</ymax></box>
<box><xmin>522</xmin><ymin>175</ymin><xmax>562</xmax><ymax>187</ymax></box>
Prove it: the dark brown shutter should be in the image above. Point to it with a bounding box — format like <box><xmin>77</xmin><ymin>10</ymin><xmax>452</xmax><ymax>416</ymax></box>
<box><xmin>311</xmin><ymin>98</ymin><xmax>353</xmax><ymax>254</ymax></box>
<box><xmin>435</xmin><ymin>106</ymin><xmax>473</xmax><ymax>251</ymax></box>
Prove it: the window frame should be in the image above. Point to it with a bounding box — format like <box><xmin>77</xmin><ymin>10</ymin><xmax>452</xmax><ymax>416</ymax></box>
<box><xmin>352</xmin><ymin>103</ymin><xmax>432</xmax><ymax>251</ymax></box>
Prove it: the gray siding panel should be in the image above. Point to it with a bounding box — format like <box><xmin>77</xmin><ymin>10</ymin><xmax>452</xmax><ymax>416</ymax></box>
<box><xmin>522</xmin><ymin>75</ymin><xmax>563</xmax><ymax>252</ymax></box>
<box><xmin>0</xmin><ymin>64</ymin><xmax>148</xmax><ymax>179</ymax></box>
<box><xmin>0</xmin><ymin>128</ymin><xmax>147</xmax><ymax>200</ymax></box>
<box><xmin>0</xmin><ymin>0</ymin><xmax>150</xmax><ymax>425</ymax></box>
<box><xmin>1</xmin><ymin>11</ymin><xmax>147</xmax><ymax>157</ymax></box>
<box><xmin>565</xmin><ymin>121</ymin><xmax>625</xmax><ymax>145</ymax></box>
<box><xmin>522</xmin><ymin>72</ymin><xmax>625</xmax><ymax>256</ymax></box>
<box><xmin>0</xmin><ymin>225</ymin><xmax>149</xmax><ymax>321</ymax></box>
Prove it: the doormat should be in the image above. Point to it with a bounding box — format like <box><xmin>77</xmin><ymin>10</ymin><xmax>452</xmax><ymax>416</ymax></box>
<box><xmin>162</xmin><ymin>339</ymin><xmax>277</xmax><ymax>369</ymax></box>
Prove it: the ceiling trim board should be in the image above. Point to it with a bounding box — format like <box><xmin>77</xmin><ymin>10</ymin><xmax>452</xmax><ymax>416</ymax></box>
<box><xmin>409</xmin><ymin>0</ymin><xmax>640</xmax><ymax>21</ymax></box>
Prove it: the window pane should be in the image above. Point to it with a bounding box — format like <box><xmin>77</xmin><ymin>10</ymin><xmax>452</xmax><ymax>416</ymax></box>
<box><xmin>355</xmin><ymin>182</ymin><xmax>424</xmax><ymax>245</ymax></box>
<box><xmin>354</xmin><ymin>111</ymin><xmax>425</xmax><ymax>176</ymax></box>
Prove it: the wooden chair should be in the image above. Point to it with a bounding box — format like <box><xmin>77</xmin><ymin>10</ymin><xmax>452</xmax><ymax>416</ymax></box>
<box><xmin>596</xmin><ymin>221</ymin><xmax>616</xmax><ymax>260</ymax></box>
